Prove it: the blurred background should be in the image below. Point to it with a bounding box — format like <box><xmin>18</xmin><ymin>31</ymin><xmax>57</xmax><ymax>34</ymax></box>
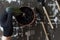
<box><xmin>0</xmin><ymin>0</ymin><xmax>60</xmax><ymax>40</ymax></box>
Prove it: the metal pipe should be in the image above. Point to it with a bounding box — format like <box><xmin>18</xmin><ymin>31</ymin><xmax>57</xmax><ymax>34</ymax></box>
<box><xmin>43</xmin><ymin>6</ymin><xmax>54</xmax><ymax>29</ymax></box>
<box><xmin>41</xmin><ymin>22</ymin><xmax>49</xmax><ymax>40</ymax></box>
<box><xmin>55</xmin><ymin>0</ymin><xmax>60</xmax><ymax>11</ymax></box>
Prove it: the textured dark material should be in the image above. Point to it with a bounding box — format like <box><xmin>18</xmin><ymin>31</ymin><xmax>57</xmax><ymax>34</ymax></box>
<box><xmin>37</xmin><ymin>0</ymin><xmax>45</xmax><ymax>6</ymax></box>
<box><xmin>15</xmin><ymin>7</ymin><xmax>35</xmax><ymax>25</ymax></box>
<box><xmin>0</xmin><ymin>11</ymin><xmax>13</xmax><ymax>37</ymax></box>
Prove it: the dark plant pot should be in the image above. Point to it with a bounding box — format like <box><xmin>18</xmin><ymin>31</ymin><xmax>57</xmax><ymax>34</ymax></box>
<box><xmin>15</xmin><ymin>7</ymin><xmax>35</xmax><ymax>26</ymax></box>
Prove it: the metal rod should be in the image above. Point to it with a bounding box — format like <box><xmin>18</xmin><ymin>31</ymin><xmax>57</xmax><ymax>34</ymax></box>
<box><xmin>55</xmin><ymin>0</ymin><xmax>60</xmax><ymax>11</ymax></box>
<box><xmin>43</xmin><ymin>6</ymin><xmax>54</xmax><ymax>29</ymax></box>
<box><xmin>41</xmin><ymin>22</ymin><xmax>49</xmax><ymax>40</ymax></box>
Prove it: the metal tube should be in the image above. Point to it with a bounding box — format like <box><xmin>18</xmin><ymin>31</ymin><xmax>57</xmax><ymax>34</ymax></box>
<box><xmin>55</xmin><ymin>0</ymin><xmax>60</xmax><ymax>11</ymax></box>
<box><xmin>41</xmin><ymin>22</ymin><xmax>49</xmax><ymax>40</ymax></box>
<box><xmin>43</xmin><ymin>6</ymin><xmax>54</xmax><ymax>29</ymax></box>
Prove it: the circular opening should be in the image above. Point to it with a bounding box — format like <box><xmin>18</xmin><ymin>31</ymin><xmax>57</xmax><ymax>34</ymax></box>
<box><xmin>15</xmin><ymin>7</ymin><xmax>35</xmax><ymax>26</ymax></box>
